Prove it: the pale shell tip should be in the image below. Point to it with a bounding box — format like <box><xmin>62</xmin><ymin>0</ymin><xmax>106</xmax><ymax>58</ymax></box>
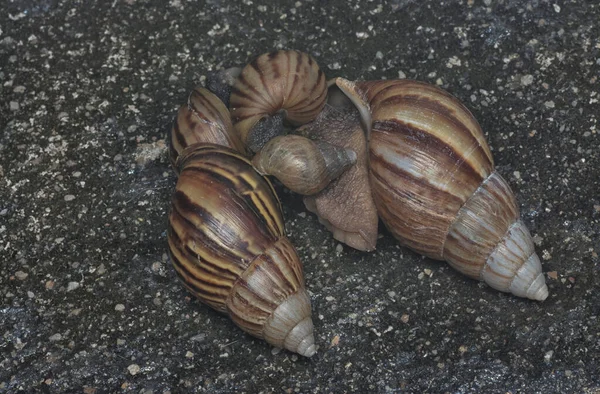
<box><xmin>298</xmin><ymin>340</ymin><xmax>317</xmax><ymax>358</ymax></box>
<box><xmin>528</xmin><ymin>273</ymin><xmax>549</xmax><ymax>301</ymax></box>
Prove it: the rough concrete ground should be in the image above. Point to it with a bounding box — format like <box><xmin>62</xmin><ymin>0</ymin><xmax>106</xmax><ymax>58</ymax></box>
<box><xmin>1</xmin><ymin>0</ymin><xmax>599</xmax><ymax>392</ymax></box>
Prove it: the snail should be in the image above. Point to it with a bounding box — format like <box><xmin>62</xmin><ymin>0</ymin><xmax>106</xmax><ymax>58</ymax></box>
<box><xmin>229</xmin><ymin>49</ymin><xmax>328</xmax><ymax>153</ymax></box>
<box><xmin>167</xmin><ymin>143</ymin><xmax>317</xmax><ymax>356</ymax></box>
<box><xmin>326</xmin><ymin>77</ymin><xmax>548</xmax><ymax>301</ymax></box>
<box><xmin>168</xmin><ymin>87</ymin><xmax>246</xmax><ymax>169</ymax></box>
<box><xmin>251</xmin><ymin>134</ymin><xmax>358</xmax><ymax>196</ymax></box>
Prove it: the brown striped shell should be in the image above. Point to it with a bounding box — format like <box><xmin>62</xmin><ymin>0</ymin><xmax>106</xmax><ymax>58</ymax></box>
<box><xmin>167</xmin><ymin>144</ymin><xmax>316</xmax><ymax>356</ymax></box>
<box><xmin>334</xmin><ymin>78</ymin><xmax>548</xmax><ymax>301</ymax></box>
<box><xmin>168</xmin><ymin>87</ymin><xmax>246</xmax><ymax>170</ymax></box>
<box><xmin>252</xmin><ymin>134</ymin><xmax>357</xmax><ymax>196</ymax></box>
<box><xmin>229</xmin><ymin>50</ymin><xmax>327</xmax><ymax>153</ymax></box>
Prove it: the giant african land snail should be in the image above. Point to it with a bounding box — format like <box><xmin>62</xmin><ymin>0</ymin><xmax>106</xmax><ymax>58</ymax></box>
<box><xmin>317</xmin><ymin>78</ymin><xmax>549</xmax><ymax>301</ymax></box>
<box><xmin>168</xmin><ymin>144</ymin><xmax>317</xmax><ymax>356</ymax></box>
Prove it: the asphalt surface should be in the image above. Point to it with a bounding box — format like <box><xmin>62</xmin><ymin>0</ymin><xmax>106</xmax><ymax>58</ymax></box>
<box><xmin>1</xmin><ymin>0</ymin><xmax>599</xmax><ymax>392</ymax></box>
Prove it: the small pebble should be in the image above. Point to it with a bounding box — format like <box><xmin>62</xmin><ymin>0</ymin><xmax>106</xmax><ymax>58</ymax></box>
<box><xmin>127</xmin><ymin>364</ymin><xmax>141</xmax><ymax>375</ymax></box>
<box><xmin>67</xmin><ymin>281</ymin><xmax>80</xmax><ymax>291</ymax></box>
<box><xmin>191</xmin><ymin>333</ymin><xmax>206</xmax><ymax>342</ymax></box>
<box><xmin>10</xmin><ymin>101</ymin><xmax>19</xmax><ymax>111</ymax></box>
<box><xmin>64</xmin><ymin>194</ymin><xmax>76</xmax><ymax>202</ymax></box>
<box><xmin>49</xmin><ymin>333</ymin><xmax>62</xmax><ymax>341</ymax></box>
<box><xmin>544</xmin><ymin>350</ymin><xmax>554</xmax><ymax>362</ymax></box>
<box><xmin>271</xmin><ymin>347</ymin><xmax>282</xmax><ymax>355</ymax></box>
<box><xmin>400</xmin><ymin>314</ymin><xmax>410</xmax><ymax>324</ymax></box>
<box><xmin>115</xmin><ymin>303</ymin><xmax>125</xmax><ymax>312</ymax></box>
<box><xmin>521</xmin><ymin>74</ymin><xmax>534</xmax><ymax>86</ymax></box>
<box><xmin>330</xmin><ymin>335</ymin><xmax>340</xmax><ymax>347</ymax></box>
<box><xmin>15</xmin><ymin>271</ymin><xmax>28</xmax><ymax>280</ymax></box>
<box><xmin>69</xmin><ymin>308</ymin><xmax>82</xmax><ymax>316</ymax></box>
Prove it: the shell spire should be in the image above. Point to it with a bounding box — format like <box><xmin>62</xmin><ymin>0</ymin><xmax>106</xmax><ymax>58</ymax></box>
<box><xmin>168</xmin><ymin>87</ymin><xmax>246</xmax><ymax>170</ymax></box>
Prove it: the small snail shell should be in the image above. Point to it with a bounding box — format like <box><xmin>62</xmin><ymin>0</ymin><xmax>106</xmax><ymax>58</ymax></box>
<box><xmin>168</xmin><ymin>144</ymin><xmax>317</xmax><ymax>356</ymax></box>
<box><xmin>169</xmin><ymin>87</ymin><xmax>246</xmax><ymax>169</ymax></box>
<box><xmin>334</xmin><ymin>78</ymin><xmax>548</xmax><ymax>301</ymax></box>
<box><xmin>229</xmin><ymin>50</ymin><xmax>327</xmax><ymax>153</ymax></box>
<box><xmin>252</xmin><ymin>134</ymin><xmax>357</xmax><ymax>195</ymax></box>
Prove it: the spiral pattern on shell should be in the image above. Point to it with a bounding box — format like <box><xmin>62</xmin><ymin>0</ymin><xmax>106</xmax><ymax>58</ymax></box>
<box><xmin>169</xmin><ymin>87</ymin><xmax>246</xmax><ymax>170</ymax></box>
<box><xmin>167</xmin><ymin>144</ymin><xmax>316</xmax><ymax>356</ymax></box>
<box><xmin>229</xmin><ymin>50</ymin><xmax>327</xmax><ymax>152</ymax></box>
<box><xmin>335</xmin><ymin>78</ymin><xmax>548</xmax><ymax>301</ymax></box>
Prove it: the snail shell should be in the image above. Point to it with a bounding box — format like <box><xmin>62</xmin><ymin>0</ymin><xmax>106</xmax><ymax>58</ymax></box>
<box><xmin>229</xmin><ymin>50</ymin><xmax>327</xmax><ymax>153</ymax></box>
<box><xmin>335</xmin><ymin>78</ymin><xmax>548</xmax><ymax>301</ymax></box>
<box><xmin>169</xmin><ymin>87</ymin><xmax>246</xmax><ymax>169</ymax></box>
<box><xmin>167</xmin><ymin>143</ymin><xmax>316</xmax><ymax>356</ymax></box>
<box><xmin>252</xmin><ymin>134</ymin><xmax>357</xmax><ymax>196</ymax></box>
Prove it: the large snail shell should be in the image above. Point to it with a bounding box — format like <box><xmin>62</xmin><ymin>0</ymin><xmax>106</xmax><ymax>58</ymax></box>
<box><xmin>252</xmin><ymin>134</ymin><xmax>357</xmax><ymax>196</ymax></box>
<box><xmin>169</xmin><ymin>87</ymin><xmax>246</xmax><ymax>169</ymax></box>
<box><xmin>229</xmin><ymin>50</ymin><xmax>327</xmax><ymax>152</ymax></box>
<box><xmin>167</xmin><ymin>144</ymin><xmax>316</xmax><ymax>356</ymax></box>
<box><xmin>335</xmin><ymin>78</ymin><xmax>548</xmax><ymax>301</ymax></box>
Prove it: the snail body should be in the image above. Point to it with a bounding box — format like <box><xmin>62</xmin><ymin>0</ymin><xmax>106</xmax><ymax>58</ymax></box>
<box><xmin>334</xmin><ymin>78</ymin><xmax>548</xmax><ymax>300</ymax></box>
<box><xmin>229</xmin><ymin>50</ymin><xmax>327</xmax><ymax>153</ymax></box>
<box><xmin>167</xmin><ymin>144</ymin><xmax>316</xmax><ymax>356</ymax></box>
<box><xmin>296</xmin><ymin>104</ymin><xmax>380</xmax><ymax>252</ymax></box>
<box><xmin>169</xmin><ymin>87</ymin><xmax>246</xmax><ymax>169</ymax></box>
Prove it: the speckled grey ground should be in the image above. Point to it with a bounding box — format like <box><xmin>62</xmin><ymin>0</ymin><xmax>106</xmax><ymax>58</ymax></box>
<box><xmin>1</xmin><ymin>0</ymin><xmax>599</xmax><ymax>393</ymax></box>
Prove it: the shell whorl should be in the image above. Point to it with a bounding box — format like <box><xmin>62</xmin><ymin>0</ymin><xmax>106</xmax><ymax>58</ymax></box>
<box><xmin>252</xmin><ymin>134</ymin><xmax>357</xmax><ymax>196</ymax></box>
<box><xmin>230</xmin><ymin>50</ymin><xmax>327</xmax><ymax>151</ymax></box>
<box><xmin>169</xmin><ymin>87</ymin><xmax>246</xmax><ymax>170</ymax></box>
<box><xmin>168</xmin><ymin>144</ymin><xmax>316</xmax><ymax>355</ymax></box>
<box><xmin>335</xmin><ymin>78</ymin><xmax>548</xmax><ymax>300</ymax></box>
